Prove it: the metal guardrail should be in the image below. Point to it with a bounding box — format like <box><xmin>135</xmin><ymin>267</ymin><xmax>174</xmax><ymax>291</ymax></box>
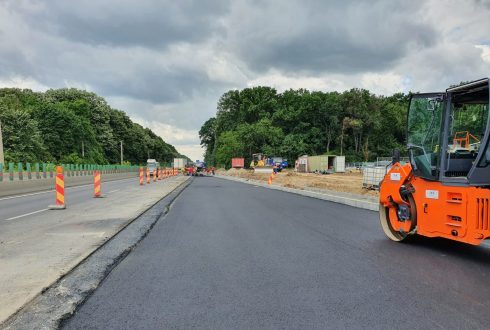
<box><xmin>0</xmin><ymin>162</ymin><xmax>139</xmax><ymax>182</ymax></box>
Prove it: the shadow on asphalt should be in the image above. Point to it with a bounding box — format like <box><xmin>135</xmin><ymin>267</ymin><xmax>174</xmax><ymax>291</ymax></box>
<box><xmin>375</xmin><ymin>234</ymin><xmax>490</xmax><ymax>265</ymax></box>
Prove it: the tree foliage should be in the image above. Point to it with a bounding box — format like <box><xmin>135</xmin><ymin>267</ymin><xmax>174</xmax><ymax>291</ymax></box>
<box><xmin>0</xmin><ymin>88</ymin><xmax>187</xmax><ymax>164</ymax></box>
<box><xmin>200</xmin><ymin>87</ymin><xmax>410</xmax><ymax>167</ymax></box>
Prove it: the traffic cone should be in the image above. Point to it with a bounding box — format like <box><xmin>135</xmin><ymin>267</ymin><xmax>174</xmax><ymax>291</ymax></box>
<box><xmin>146</xmin><ymin>167</ymin><xmax>150</xmax><ymax>184</ymax></box>
<box><xmin>49</xmin><ymin>166</ymin><xmax>66</xmax><ymax>209</ymax></box>
<box><xmin>268</xmin><ymin>175</ymin><xmax>273</xmax><ymax>185</ymax></box>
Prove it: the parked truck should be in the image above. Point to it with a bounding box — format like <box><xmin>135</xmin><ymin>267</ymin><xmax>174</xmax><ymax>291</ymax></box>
<box><xmin>173</xmin><ymin>158</ymin><xmax>187</xmax><ymax>169</ymax></box>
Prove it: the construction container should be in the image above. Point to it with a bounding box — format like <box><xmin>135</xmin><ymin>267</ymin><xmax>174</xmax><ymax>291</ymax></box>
<box><xmin>308</xmin><ymin>155</ymin><xmax>330</xmax><ymax>172</ymax></box>
<box><xmin>296</xmin><ymin>155</ymin><xmax>345</xmax><ymax>173</ymax></box>
<box><xmin>334</xmin><ymin>156</ymin><xmax>345</xmax><ymax>173</ymax></box>
<box><xmin>232</xmin><ymin>158</ymin><xmax>245</xmax><ymax>168</ymax></box>
<box><xmin>173</xmin><ymin>158</ymin><xmax>187</xmax><ymax>169</ymax></box>
<box><xmin>362</xmin><ymin>166</ymin><xmax>387</xmax><ymax>189</ymax></box>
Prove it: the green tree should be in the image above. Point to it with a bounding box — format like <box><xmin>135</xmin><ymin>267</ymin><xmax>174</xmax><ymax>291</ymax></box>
<box><xmin>215</xmin><ymin>131</ymin><xmax>244</xmax><ymax>168</ymax></box>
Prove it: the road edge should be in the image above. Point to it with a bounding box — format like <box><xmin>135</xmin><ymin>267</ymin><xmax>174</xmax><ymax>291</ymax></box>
<box><xmin>1</xmin><ymin>177</ymin><xmax>192</xmax><ymax>330</ymax></box>
<box><xmin>216</xmin><ymin>175</ymin><xmax>379</xmax><ymax>211</ymax></box>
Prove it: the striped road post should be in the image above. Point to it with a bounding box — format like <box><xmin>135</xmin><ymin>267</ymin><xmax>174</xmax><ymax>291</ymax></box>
<box><xmin>49</xmin><ymin>166</ymin><xmax>66</xmax><ymax>209</ymax></box>
<box><xmin>139</xmin><ymin>167</ymin><xmax>144</xmax><ymax>185</ymax></box>
<box><xmin>146</xmin><ymin>167</ymin><xmax>150</xmax><ymax>184</ymax></box>
<box><xmin>94</xmin><ymin>170</ymin><xmax>102</xmax><ymax>198</ymax></box>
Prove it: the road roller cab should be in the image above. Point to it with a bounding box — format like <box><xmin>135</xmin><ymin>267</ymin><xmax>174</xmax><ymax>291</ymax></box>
<box><xmin>380</xmin><ymin>78</ymin><xmax>490</xmax><ymax>245</ymax></box>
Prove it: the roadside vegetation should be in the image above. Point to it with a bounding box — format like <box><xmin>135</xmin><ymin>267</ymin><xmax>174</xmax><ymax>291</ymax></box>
<box><xmin>200</xmin><ymin>87</ymin><xmax>409</xmax><ymax>167</ymax></box>
<box><xmin>0</xmin><ymin>88</ymin><xmax>187</xmax><ymax>165</ymax></box>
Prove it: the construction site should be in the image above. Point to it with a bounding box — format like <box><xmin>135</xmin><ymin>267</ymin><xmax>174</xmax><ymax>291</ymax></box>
<box><xmin>218</xmin><ymin>168</ymin><xmax>378</xmax><ymax>197</ymax></box>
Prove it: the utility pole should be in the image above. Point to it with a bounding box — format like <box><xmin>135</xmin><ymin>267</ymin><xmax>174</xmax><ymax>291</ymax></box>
<box><xmin>120</xmin><ymin>140</ymin><xmax>123</xmax><ymax>164</ymax></box>
<box><xmin>0</xmin><ymin>119</ymin><xmax>4</xmax><ymax>165</ymax></box>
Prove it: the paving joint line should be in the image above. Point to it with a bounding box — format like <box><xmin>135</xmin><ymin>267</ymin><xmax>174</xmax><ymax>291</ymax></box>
<box><xmin>0</xmin><ymin>177</ymin><xmax>192</xmax><ymax>330</ymax></box>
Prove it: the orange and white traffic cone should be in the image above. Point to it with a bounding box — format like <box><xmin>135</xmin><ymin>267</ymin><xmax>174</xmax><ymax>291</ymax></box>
<box><xmin>154</xmin><ymin>168</ymin><xmax>157</xmax><ymax>182</ymax></box>
<box><xmin>268</xmin><ymin>174</ymin><xmax>273</xmax><ymax>185</ymax></box>
<box><xmin>49</xmin><ymin>166</ymin><xmax>66</xmax><ymax>209</ymax></box>
<box><xmin>146</xmin><ymin>167</ymin><xmax>150</xmax><ymax>184</ymax></box>
<box><xmin>139</xmin><ymin>167</ymin><xmax>144</xmax><ymax>185</ymax></box>
<box><xmin>158</xmin><ymin>168</ymin><xmax>162</xmax><ymax>180</ymax></box>
<box><xmin>94</xmin><ymin>171</ymin><xmax>102</xmax><ymax>197</ymax></box>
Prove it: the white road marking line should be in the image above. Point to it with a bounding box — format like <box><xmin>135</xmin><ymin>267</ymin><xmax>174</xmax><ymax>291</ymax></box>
<box><xmin>3</xmin><ymin>208</ymin><xmax>49</xmax><ymax>221</ymax></box>
<box><xmin>107</xmin><ymin>189</ymin><xmax>120</xmax><ymax>194</ymax></box>
<box><xmin>0</xmin><ymin>190</ymin><xmax>53</xmax><ymax>201</ymax></box>
<box><xmin>0</xmin><ymin>177</ymin><xmax>136</xmax><ymax>201</ymax></box>
<box><xmin>45</xmin><ymin>231</ymin><xmax>106</xmax><ymax>238</ymax></box>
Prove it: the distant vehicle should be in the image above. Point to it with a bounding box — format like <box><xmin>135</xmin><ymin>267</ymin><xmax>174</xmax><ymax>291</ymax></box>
<box><xmin>271</xmin><ymin>156</ymin><xmax>288</xmax><ymax>172</ymax></box>
<box><xmin>146</xmin><ymin>159</ymin><xmax>160</xmax><ymax>176</ymax></box>
<box><xmin>250</xmin><ymin>153</ymin><xmax>274</xmax><ymax>173</ymax></box>
<box><xmin>195</xmin><ymin>160</ymin><xmax>206</xmax><ymax>176</ymax></box>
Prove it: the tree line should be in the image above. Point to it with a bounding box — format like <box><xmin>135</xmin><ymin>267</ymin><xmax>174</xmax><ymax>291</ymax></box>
<box><xmin>199</xmin><ymin>87</ymin><xmax>410</xmax><ymax>167</ymax></box>
<box><xmin>0</xmin><ymin>88</ymin><xmax>187</xmax><ymax>165</ymax></box>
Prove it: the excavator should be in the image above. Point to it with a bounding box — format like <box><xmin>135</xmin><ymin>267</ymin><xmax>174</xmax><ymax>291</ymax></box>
<box><xmin>380</xmin><ymin>78</ymin><xmax>490</xmax><ymax>245</ymax></box>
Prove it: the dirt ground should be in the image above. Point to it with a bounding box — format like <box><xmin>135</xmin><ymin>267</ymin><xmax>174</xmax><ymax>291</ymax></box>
<box><xmin>218</xmin><ymin>168</ymin><xmax>379</xmax><ymax>197</ymax></box>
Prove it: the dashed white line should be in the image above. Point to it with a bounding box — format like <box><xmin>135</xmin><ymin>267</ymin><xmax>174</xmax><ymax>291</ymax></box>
<box><xmin>0</xmin><ymin>190</ymin><xmax>53</xmax><ymax>201</ymax></box>
<box><xmin>3</xmin><ymin>208</ymin><xmax>49</xmax><ymax>221</ymax></box>
<box><xmin>0</xmin><ymin>178</ymin><xmax>135</xmax><ymax>201</ymax></box>
<box><xmin>107</xmin><ymin>189</ymin><xmax>120</xmax><ymax>194</ymax></box>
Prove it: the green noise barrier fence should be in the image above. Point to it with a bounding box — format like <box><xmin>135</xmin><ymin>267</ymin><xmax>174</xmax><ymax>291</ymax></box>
<box><xmin>0</xmin><ymin>163</ymin><xmax>140</xmax><ymax>182</ymax></box>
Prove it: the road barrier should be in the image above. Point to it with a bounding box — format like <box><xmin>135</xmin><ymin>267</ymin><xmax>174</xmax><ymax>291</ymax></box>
<box><xmin>18</xmin><ymin>162</ymin><xmax>23</xmax><ymax>180</ymax></box>
<box><xmin>94</xmin><ymin>171</ymin><xmax>102</xmax><ymax>198</ymax></box>
<box><xmin>9</xmin><ymin>163</ymin><xmax>13</xmax><ymax>181</ymax></box>
<box><xmin>1</xmin><ymin>162</ymin><xmax>139</xmax><ymax>182</ymax></box>
<box><xmin>1</xmin><ymin>160</ymin><xmax>176</xmax><ymax>199</ymax></box>
<box><xmin>49</xmin><ymin>166</ymin><xmax>66</xmax><ymax>210</ymax></box>
<box><xmin>35</xmin><ymin>163</ymin><xmax>40</xmax><ymax>179</ymax></box>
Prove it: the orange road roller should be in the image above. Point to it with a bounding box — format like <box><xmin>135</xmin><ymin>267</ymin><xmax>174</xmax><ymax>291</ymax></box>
<box><xmin>380</xmin><ymin>78</ymin><xmax>490</xmax><ymax>245</ymax></box>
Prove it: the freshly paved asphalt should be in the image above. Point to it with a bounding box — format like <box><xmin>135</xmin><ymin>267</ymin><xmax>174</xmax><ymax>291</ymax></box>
<box><xmin>64</xmin><ymin>177</ymin><xmax>490</xmax><ymax>329</ymax></box>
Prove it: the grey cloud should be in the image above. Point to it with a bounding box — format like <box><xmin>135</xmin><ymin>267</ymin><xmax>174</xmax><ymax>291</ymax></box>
<box><xmin>13</xmin><ymin>0</ymin><xmax>230</xmax><ymax>48</ymax></box>
<box><xmin>225</xmin><ymin>0</ymin><xmax>437</xmax><ymax>74</ymax></box>
<box><xmin>1</xmin><ymin>0</ymin><xmax>489</xmax><ymax>161</ymax></box>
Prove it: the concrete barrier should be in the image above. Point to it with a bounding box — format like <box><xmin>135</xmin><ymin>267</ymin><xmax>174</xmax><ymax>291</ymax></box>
<box><xmin>0</xmin><ymin>172</ymin><xmax>137</xmax><ymax>198</ymax></box>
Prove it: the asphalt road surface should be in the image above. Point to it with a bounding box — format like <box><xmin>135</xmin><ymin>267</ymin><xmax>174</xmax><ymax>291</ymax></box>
<box><xmin>0</xmin><ymin>178</ymin><xmax>137</xmax><ymax>222</ymax></box>
<box><xmin>64</xmin><ymin>177</ymin><xmax>490</xmax><ymax>329</ymax></box>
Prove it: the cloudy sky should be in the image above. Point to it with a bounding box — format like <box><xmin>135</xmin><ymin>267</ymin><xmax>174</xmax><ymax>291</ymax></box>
<box><xmin>1</xmin><ymin>0</ymin><xmax>490</xmax><ymax>160</ymax></box>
